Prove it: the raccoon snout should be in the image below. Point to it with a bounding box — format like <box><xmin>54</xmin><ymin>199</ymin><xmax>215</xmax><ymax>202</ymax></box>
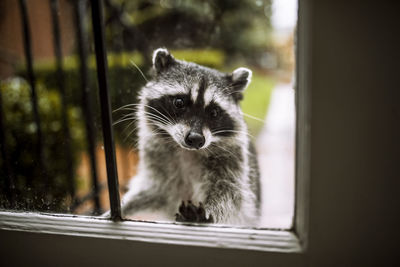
<box><xmin>185</xmin><ymin>132</ymin><xmax>205</xmax><ymax>149</ymax></box>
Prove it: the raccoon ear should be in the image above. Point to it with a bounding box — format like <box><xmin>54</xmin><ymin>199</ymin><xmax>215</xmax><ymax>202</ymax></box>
<box><xmin>229</xmin><ymin>67</ymin><xmax>252</xmax><ymax>101</ymax></box>
<box><xmin>152</xmin><ymin>48</ymin><xmax>175</xmax><ymax>73</ymax></box>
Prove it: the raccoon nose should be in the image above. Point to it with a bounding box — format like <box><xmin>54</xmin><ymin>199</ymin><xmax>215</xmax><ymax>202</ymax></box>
<box><xmin>185</xmin><ymin>132</ymin><xmax>205</xmax><ymax>149</ymax></box>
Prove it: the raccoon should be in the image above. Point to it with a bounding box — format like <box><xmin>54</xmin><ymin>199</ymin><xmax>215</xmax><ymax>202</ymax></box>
<box><xmin>120</xmin><ymin>48</ymin><xmax>260</xmax><ymax>225</ymax></box>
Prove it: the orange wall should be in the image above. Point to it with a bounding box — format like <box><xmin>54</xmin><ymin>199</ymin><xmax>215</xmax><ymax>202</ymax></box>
<box><xmin>0</xmin><ymin>0</ymin><xmax>75</xmax><ymax>78</ymax></box>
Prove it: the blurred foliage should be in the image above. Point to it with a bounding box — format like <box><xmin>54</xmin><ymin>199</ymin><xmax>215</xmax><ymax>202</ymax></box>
<box><xmin>170</xmin><ymin>49</ymin><xmax>225</xmax><ymax>69</ymax></box>
<box><xmin>28</xmin><ymin>49</ymin><xmax>224</xmax><ymax>74</ymax></box>
<box><xmin>27</xmin><ymin>54</ymin><xmax>145</xmax><ymax>116</ymax></box>
<box><xmin>0</xmin><ymin>78</ymin><xmax>85</xmax><ymax>211</ymax></box>
<box><xmin>29</xmin><ymin>51</ymin><xmax>144</xmax><ymax>72</ymax></box>
<box><xmin>103</xmin><ymin>0</ymin><xmax>273</xmax><ymax>66</ymax></box>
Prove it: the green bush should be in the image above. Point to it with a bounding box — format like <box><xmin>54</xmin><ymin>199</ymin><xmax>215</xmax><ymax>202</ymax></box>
<box><xmin>170</xmin><ymin>49</ymin><xmax>225</xmax><ymax>69</ymax></box>
<box><xmin>0</xmin><ymin>78</ymin><xmax>85</xmax><ymax>211</ymax></box>
<box><xmin>17</xmin><ymin>53</ymin><xmax>149</xmax><ymax>144</ymax></box>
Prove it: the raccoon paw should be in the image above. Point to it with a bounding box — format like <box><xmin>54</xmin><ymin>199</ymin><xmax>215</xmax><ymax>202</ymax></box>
<box><xmin>175</xmin><ymin>201</ymin><xmax>213</xmax><ymax>223</ymax></box>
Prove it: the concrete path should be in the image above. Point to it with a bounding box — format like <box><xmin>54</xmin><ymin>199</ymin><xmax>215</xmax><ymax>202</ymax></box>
<box><xmin>256</xmin><ymin>83</ymin><xmax>295</xmax><ymax>229</ymax></box>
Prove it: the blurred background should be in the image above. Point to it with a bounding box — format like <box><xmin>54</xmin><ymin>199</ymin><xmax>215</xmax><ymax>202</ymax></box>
<box><xmin>0</xmin><ymin>0</ymin><xmax>296</xmax><ymax>228</ymax></box>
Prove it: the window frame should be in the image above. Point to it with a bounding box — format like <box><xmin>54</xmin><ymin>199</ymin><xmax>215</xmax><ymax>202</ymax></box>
<box><xmin>0</xmin><ymin>0</ymin><xmax>310</xmax><ymax>261</ymax></box>
<box><xmin>0</xmin><ymin>211</ymin><xmax>301</xmax><ymax>253</ymax></box>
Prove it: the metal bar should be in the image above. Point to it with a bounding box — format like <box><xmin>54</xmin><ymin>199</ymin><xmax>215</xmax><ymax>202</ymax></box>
<box><xmin>18</xmin><ymin>0</ymin><xmax>47</xmax><ymax>190</ymax></box>
<box><xmin>49</xmin><ymin>0</ymin><xmax>75</xmax><ymax>200</ymax></box>
<box><xmin>90</xmin><ymin>0</ymin><xmax>121</xmax><ymax>220</ymax></box>
<box><xmin>0</xmin><ymin>89</ymin><xmax>16</xmax><ymax>207</ymax></box>
<box><xmin>73</xmin><ymin>0</ymin><xmax>101</xmax><ymax>214</ymax></box>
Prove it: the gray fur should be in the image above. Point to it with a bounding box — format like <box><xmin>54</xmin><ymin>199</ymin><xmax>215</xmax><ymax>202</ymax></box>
<box><xmin>120</xmin><ymin>48</ymin><xmax>260</xmax><ymax>225</ymax></box>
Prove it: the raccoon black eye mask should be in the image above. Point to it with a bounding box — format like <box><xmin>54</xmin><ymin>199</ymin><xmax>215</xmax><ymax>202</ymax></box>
<box><xmin>115</xmin><ymin>48</ymin><xmax>260</xmax><ymax>225</ymax></box>
<box><xmin>146</xmin><ymin>94</ymin><xmax>237</xmax><ymax>143</ymax></box>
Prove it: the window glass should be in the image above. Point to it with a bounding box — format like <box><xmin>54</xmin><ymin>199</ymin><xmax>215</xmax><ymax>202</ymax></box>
<box><xmin>0</xmin><ymin>0</ymin><xmax>296</xmax><ymax>228</ymax></box>
<box><xmin>0</xmin><ymin>0</ymin><xmax>107</xmax><ymax>214</ymax></box>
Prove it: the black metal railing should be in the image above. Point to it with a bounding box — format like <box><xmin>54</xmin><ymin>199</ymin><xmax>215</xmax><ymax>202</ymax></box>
<box><xmin>0</xmin><ymin>88</ymin><xmax>15</xmax><ymax>206</ymax></box>
<box><xmin>71</xmin><ymin>0</ymin><xmax>102</xmax><ymax>215</ymax></box>
<box><xmin>90</xmin><ymin>0</ymin><xmax>121</xmax><ymax>220</ymax></box>
<box><xmin>0</xmin><ymin>0</ymin><xmax>121</xmax><ymax>219</ymax></box>
<box><xmin>18</xmin><ymin>0</ymin><xmax>47</xmax><ymax>191</ymax></box>
<box><xmin>49</xmin><ymin>0</ymin><xmax>75</xmax><ymax>200</ymax></box>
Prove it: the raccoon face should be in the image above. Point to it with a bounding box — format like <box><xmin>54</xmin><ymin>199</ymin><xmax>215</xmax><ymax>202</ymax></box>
<box><xmin>140</xmin><ymin>48</ymin><xmax>251</xmax><ymax>150</ymax></box>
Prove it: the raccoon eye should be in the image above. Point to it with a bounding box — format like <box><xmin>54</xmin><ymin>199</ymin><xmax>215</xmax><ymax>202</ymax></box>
<box><xmin>173</xmin><ymin>97</ymin><xmax>185</xmax><ymax>109</ymax></box>
<box><xmin>210</xmin><ymin>108</ymin><xmax>219</xmax><ymax>118</ymax></box>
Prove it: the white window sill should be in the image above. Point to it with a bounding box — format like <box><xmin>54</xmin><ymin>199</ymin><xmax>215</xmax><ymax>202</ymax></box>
<box><xmin>0</xmin><ymin>211</ymin><xmax>302</xmax><ymax>253</ymax></box>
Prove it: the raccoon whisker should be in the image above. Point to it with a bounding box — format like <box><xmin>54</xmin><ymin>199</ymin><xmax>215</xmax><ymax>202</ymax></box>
<box><xmin>114</xmin><ymin>114</ymin><xmax>139</xmax><ymax>137</ymax></box>
<box><xmin>123</xmin><ymin>124</ymin><xmax>141</xmax><ymax>143</ymax></box>
<box><xmin>144</xmin><ymin>113</ymin><xmax>173</xmax><ymax>126</ymax></box>
<box><xmin>117</xmin><ymin>111</ymin><xmax>136</xmax><ymax>118</ymax></box>
<box><xmin>148</xmin><ymin>131</ymin><xmax>172</xmax><ymax>141</ymax></box>
<box><xmin>222</xmin><ymin>86</ymin><xmax>242</xmax><ymax>94</ymax></box>
<box><xmin>147</xmin><ymin>127</ymin><xmax>175</xmax><ymax>141</ymax></box>
<box><xmin>242</xmin><ymin>113</ymin><xmax>265</xmax><ymax>123</ymax></box>
<box><xmin>116</xmin><ymin>107</ymin><xmax>138</xmax><ymax>112</ymax></box>
<box><xmin>131</xmin><ymin>109</ymin><xmax>172</xmax><ymax>125</ymax></box>
<box><xmin>124</xmin><ymin>122</ymin><xmax>170</xmax><ymax>143</ymax></box>
<box><xmin>123</xmin><ymin>131</ymin><xmax>136</xmax><ymax>143</ymax></box>
<box><xmin>121</xmin><ymin>119</ymin><xmax>139</xmax><ymax>136</ymax></box>
<box><xmin>129</xmin><ymin>59</ymin><xmax>149</xmax><ymax>83</ymax></box>
<box><xmin>160</xmin><ymin>139</ymin><xmax>178</xmax><ymax>147</ymax></box>
<box><xmin>145</xmin><ymin>121</ymin><xmax>172</xmax><ymax>132</ymax></box>
<box><xmin>141</xmin><ymin>110</ymin><xmax>171</xmax><ymax>121</ymax></box>
<box><xmin>144</xmin><ymin>121</ymin><xmax>170</xmax><ymax>132</ymax></box>
<box><xmin>125</xmin><ymin>123</ymin><xmax>172</xmax><ymax>146</ymax></box>
<box><xmin>203</xmin><ymin>146</ymin><xmax>214</xmax><ymax>157</ymax></box>
<box><xmin>211</xmin><ymin>128</ymin><xmax>252</xmax><ymax>136</ymax></box>
<box><xmin>122</xmin><ymin>118</ymin><xmax>168</xmax><ymax>143</ymax></box>
<box><xmin>113</xmin><ymin>103</ymin><xmax>140</xmax><ymax>113</ymax></box>
<box><xmin>140</xmin><ymin>104</ymin><xmax>175</xmax><ymax>124</ymax></box>
<box><xmin>220</xmin><ymin>85</ymin><xmax>234</xmax><ymax>94</ymax></box>
<box><xmin>218</xmin><ymin>83</ymin><xmax>233</xmax><ymax>92</ymax></box>
<box><xmin>113</xmin><ymin>118</ymin><xmax>136</xmax><ymax>127</ymax></box>
<box><xmin>212</xmin><ymin>129</ymin><xmax>256</xmax><ymax>140</ymax></box>
<box><xmin>114</xmin><ymin>104</ymin><xmax>171</xmax><ymax>124</ymax></box>
<box><xmin>117</xmin><ymin>104</ymin><xmax>176</xmax><ymax>126</ymax></box>
<box><xmin>114</xmin><ymin>107</ymin><xmax>137</xmax><ymax>114</ymax></box>
<box><xmin>209</xmin><ymin>143</ymin><xmax>241</xmax><ymax>162</ymax></box>
<box><xmin>157</xmin><ymin>104</ymin><xmax>178</xmax><ymax>125</ymax></box>
<box><xmin>126</xmin><ymin>133</ymin><xmax>140</xmax><ymax>149</ymax></box>
<box><xmin>219</xmin><ymin>86</ymin><xmax>248</xmax><ymax>101</ymax></box>
<box><xmin>212</xmin><ymin>128</ymin><xmax>253</xmax><ymax>135</ymax></box>
<box><xmin>113</xmin><ymin>115</ymin><xmax>136</xmax><ymax>126</ymax></box>
<box><xmin>146</xmin><ymin>114</ymin><xmax>171</xmax><ymax>124</ymax></box>
<box><xmin>117</xmin><ymin>113</ymin><xmax>137</xmax><ymax>123</ymax></box>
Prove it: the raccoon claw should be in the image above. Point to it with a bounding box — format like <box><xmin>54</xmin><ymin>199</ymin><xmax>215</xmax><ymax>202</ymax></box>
<box><xmin>175</xmin><ymin>200</ymin><xmax>213</xmax><ymax>223</ymax></box>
